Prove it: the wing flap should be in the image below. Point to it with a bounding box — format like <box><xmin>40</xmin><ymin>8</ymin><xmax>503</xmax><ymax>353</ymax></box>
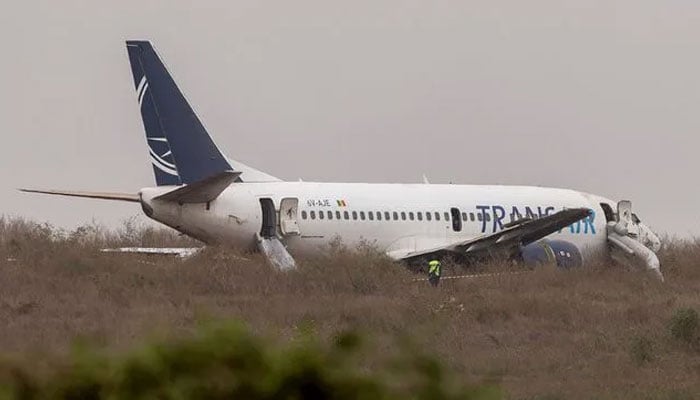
<box><xmin>154</xmin><ymin>171</ymin><xmax>240</xmax><ymax>203</ymax></box>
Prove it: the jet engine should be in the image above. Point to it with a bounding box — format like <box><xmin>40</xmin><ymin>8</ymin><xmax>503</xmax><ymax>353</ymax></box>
<box><xmin>520</xmin><ymin>239</ymin><xmax>583</xmax><ymax>269</ymax></box>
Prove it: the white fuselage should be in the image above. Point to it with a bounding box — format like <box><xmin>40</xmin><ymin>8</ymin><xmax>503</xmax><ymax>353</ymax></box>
<box><xmin>140</xmin><ymin>182</ymin><xmax>614</xmax><ymax>261</ymax></box>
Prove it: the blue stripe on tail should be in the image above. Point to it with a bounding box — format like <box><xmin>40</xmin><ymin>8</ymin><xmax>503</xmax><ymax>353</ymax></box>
<box><xmin>125</xmin><ymin>40</ymin><xmax>233</xmax><ymax>186</ymax></box>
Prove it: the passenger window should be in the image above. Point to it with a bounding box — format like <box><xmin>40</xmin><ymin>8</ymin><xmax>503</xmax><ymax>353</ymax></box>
<box><xmin>401</xmin><ymin>212</ymin><xmax>406</xmax><ymax>221</ymax></box>
<box><xmin>376</xmin><ymin>212</ymin><xmax>382</xmax><ymax>221</ymax></box>
<box><xmin>319</xmin><ymin>211</ymin><xmax>324</xmax><ymax>220</ymax></box>
<box><xmin>409</xmin><ymin>212</ymin><xmax>414</xmax><ymax>221</ymax></box>
<box><xmin>327</xmin><ymin>211</ymin><xmax>333</xmax><ymax>220</ymax></box>
<box><xmin>435</xmin><ymin>212</ymin><xmax>440</xmax><ymax>221</ymax></box>
<box><xmin>336</xmin><ymin>211</ymin><xmax>341</xmax><ymax>220</ymax></box>
<box><xmin>444</xmin><ymin>212</ymin><xmax>450</xmax><ymax>221</ymax></box>
<box><xmin>470</xmin><ymin>213</ymin><xmax>475</xmax><ymax>221</ymax></box>
<box><xmin>301</xmin><ymin>210</ymin><xmax>308</xmax><ymax>220</ymax></box>
<box><xmin>310</xmin><ymin>211</ymin><xmax>316</xmax><ymax>220</ymax></box>
<box><xmin>477</xmin><ymin>213</ymin><xmax>482</xmax><ymax>221</ymax></box>
<box><xmin>485</xmin><ymin>213</ymin><xmax>491</xmax><ymax>221</ymax></box>
<box><xmin>344</xmin><ymin>211</ymin><xmax>350</xmax><ymax>220</ymax></box>
<box><xmin>368</xmin><ymin>211</ymin><xmax>374</xmax><ymax>221</ymax></box>
<box><xmin>417</xmin><ymin>212</ymin><xmax>423</xmax><ymax>221</ymax></box>
<box><xmin>393</xmin><ymin>212</ymin><xmax>399</xmax><ymax>220</ymax></box>
<box><xmin>426</xmin><ymin>212</ymin><xmax>432</xmax><ymax>221</ymax></box>
<box><xmin>360</xmin><ymin>211</ymin><xmax>366</xmax><ymax>220</ymax></box>
<box><xmin>385</xmin><ymin>211</ymin><xmax>391</xmax><ymax>220</ymax></box>
<box><xmin>352</xmin><ymin>211</ymin><xmax>358</xmax><ymax>220</ymax></box>
<box><xmin>462</xmin><ymin>212</ymin><xmax>467</xmax><ymax>221</ymax></box>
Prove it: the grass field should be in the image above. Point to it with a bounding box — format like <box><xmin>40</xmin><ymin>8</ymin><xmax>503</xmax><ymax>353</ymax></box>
<box><xmin>0</xmin><ymin>217</ymin><xmax>699</xmax><ymax>399</ymax></box>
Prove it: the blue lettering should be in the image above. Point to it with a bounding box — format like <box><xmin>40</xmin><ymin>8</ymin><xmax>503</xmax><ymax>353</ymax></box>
<box><xmin>492</xmin><ymin>205</ymin><xmax>506</xmax><ymax>232</ymax></box>
<box><xmin>525</xmin><ymin>206</ymin><xmax>538</xmax><ymax>219</ymax></box>
<box><xmin>481</xmin><ymin>205</ymin><xmax>594</xmax><ymax>235</ymax></box>
<box><xmin>583</xmin><ymin>210</ymin><xmax>596</xmax><ymax>234</ymax></box>
<box><xmin>476</xmin><ymin>205</ymin><xmax>490</xmax><ymax>233</ymax></box>
<box><xmin>509</xmin><ymin>206</ymin><xmax>522</xmax><ymax>223</ymax></box>
<box><xmin>569</xmin><ymin>220</ymin><xmax>581</xmax><ymax>234</ymax></box>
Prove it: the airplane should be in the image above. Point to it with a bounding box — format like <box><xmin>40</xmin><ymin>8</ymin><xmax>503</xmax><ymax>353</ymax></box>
<box><xmin>21</xmin><ymin>40</ymin><xmax>664</xmax><ymax>280</ymax></box>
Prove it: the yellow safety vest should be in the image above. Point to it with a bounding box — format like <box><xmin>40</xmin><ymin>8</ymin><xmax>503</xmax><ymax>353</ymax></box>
<box><xmin>428</xmin><ymin>260</ymin><xmax>441</xmax><ymax>276</ymax></box>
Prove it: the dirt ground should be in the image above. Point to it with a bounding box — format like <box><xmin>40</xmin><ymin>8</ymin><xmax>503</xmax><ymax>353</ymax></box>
<box><xmin>1</xmin><ymin>217</ymin><xmax>699</xmax><ymax>399</ymax></box>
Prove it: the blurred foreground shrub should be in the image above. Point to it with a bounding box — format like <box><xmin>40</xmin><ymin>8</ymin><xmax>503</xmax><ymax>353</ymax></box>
<box><xmin>0</xmin><ymin>322</ymin><xmax>500</xmax><ymax>400</ymax></box>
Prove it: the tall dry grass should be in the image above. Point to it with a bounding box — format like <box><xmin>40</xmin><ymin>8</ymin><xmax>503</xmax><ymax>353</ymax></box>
<box><xmin>0</xmin><ymin>217</ymin><xmax>699</xmax><ymax>399</ymax></box>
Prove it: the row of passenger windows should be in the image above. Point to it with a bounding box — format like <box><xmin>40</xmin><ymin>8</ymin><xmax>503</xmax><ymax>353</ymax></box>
<box><xmin>300</xmin><ymin>209</ymin><xmax>491</xmax><ymax>222</ymax></box>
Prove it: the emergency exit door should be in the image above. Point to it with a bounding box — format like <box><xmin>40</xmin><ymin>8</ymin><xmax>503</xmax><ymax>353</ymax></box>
<box><xmin>279</xmin><ymin>198</ymin><xmax>300</xmax><ymax>236</ymax></box>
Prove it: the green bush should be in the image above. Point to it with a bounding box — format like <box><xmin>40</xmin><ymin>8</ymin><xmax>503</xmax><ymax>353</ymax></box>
<box><xmin>0</xmin><ymin>323</ymin><xmax>501</xmax><ymax>400</ymax></box>
<box><xmin>668</xmin><ymin>308</ymin><xmax>699</xmax><ymax>346</ymax></box>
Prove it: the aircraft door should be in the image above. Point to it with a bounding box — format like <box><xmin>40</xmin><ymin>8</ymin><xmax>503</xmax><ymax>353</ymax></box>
<box><xmin>279</xmin><ymin>197</ymin><xmax>301</xmax><ymax>236</ymax></box>
<box><xmin>616</xmin><ymin>200</ymin><xmax>639</xmax><ymax>237</ymax></box>
<box><xmin>259</xmin><ymin>198</ymin><xmax>277</xmax><ymax>238</ymax></box>
<box><xmin>600</xmin><ymin>202</ymin><xmax>616</xmax><ymax>223</ymax></box>
<box><xmin>617</xmin><ymin>200</ymin><xmax>632</xmax><ymax>224</ymax></box>
<box><xmin>450</xmin><ymin>208</ymin><xmax>462</xmax><ymax>232</ymax></box>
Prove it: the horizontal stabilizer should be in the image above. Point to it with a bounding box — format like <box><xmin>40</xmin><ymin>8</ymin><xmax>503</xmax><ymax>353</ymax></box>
<box><xmin>19</xmin><ymin>188</ymin><xmax>139</xmax><ymax>202</ymax></box>
<box><xmin>154</xmin><ymin>171</ymin><xmax>240</xmax><ymax>203</ymax></box>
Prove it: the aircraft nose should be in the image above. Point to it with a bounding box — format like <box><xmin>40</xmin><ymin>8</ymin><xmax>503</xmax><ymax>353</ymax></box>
<box><xmin>641</xmin><ymin>223</ymin><xmax>662</xmax><ymax>253</ymax></box>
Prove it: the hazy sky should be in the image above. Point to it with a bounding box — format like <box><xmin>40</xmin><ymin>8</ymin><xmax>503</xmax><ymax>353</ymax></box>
<box><xmin>1</xmin><ymin>1</ymin><xmax>699</xmax><ymax>236</ymax></box>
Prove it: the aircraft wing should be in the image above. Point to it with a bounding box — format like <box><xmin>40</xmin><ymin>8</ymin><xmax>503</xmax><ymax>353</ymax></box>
<box><xmin>100</xmin><ymin>247</ymin><xmax>202</xmax><ymax>258</ymax></box>
<box><xmin>398</xmin><ymin>208</ymin><xmax>592</xmax><ymax>263</ymax></box>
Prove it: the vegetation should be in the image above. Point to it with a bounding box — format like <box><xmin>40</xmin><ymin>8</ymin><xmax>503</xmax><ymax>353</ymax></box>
<box><xmin>1</xmin><ymin>216</ymin><xmax>700</xmax><ymax>398</ymax></box>
<box><xmin>668</xmin><ymin>308</ymin><xmax>699</xmax><ymax>347</ymax></box>
<box><xmin>629</xmin><ymin>335</ymin><xmax>654</xmax><ymax>366</ymax></box>
<box><xmin>0</xmin><ymin>323</ymin><xmax>499</xmax><ymax>399</ymax></box>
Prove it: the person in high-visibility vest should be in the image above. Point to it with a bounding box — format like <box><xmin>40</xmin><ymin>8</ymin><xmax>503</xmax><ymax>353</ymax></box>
<box><xmin>428</xmin><ymin>259</ymin><xmax>441</xmax><ymax>286</ymax></box>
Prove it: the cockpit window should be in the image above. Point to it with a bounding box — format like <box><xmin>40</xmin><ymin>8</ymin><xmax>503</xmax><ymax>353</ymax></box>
<box><xmin>632</xmin><ymin>213</ymin><xmax>641</xmax><ymax>223</ymax></box>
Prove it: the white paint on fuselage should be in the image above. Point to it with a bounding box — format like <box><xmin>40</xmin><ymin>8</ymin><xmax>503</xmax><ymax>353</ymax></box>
<box><xmin>140</xmin><ymin>182</ymin><xmax>614</xmax><ymax>260</ymax></box>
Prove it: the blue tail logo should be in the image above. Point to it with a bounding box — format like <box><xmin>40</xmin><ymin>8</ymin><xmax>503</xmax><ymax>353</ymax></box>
<box><xmin>147</xmin><ymin>137</ymin><xmax>178</xmax><ymax>177</ymax></box>
<box><xmin>133</xmin><ymin>75</ymin><xmax>179</xmax><ymax>178</ymax></box>
<box><xmin>126</xmin><ymin>40</ymin><xmax>233</xmax><ymax>186</ymax></box>
<box><xmin>136</xmin><ymin>76</ymin><xmax>149</xmax><ymax>108</ymax></box>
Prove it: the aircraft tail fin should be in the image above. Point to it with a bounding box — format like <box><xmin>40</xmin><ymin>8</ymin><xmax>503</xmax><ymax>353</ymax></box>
<box><xmin>125</xmin><ymin>40</ymin><xmax>234</xmax><ymax>186</ymax></box>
